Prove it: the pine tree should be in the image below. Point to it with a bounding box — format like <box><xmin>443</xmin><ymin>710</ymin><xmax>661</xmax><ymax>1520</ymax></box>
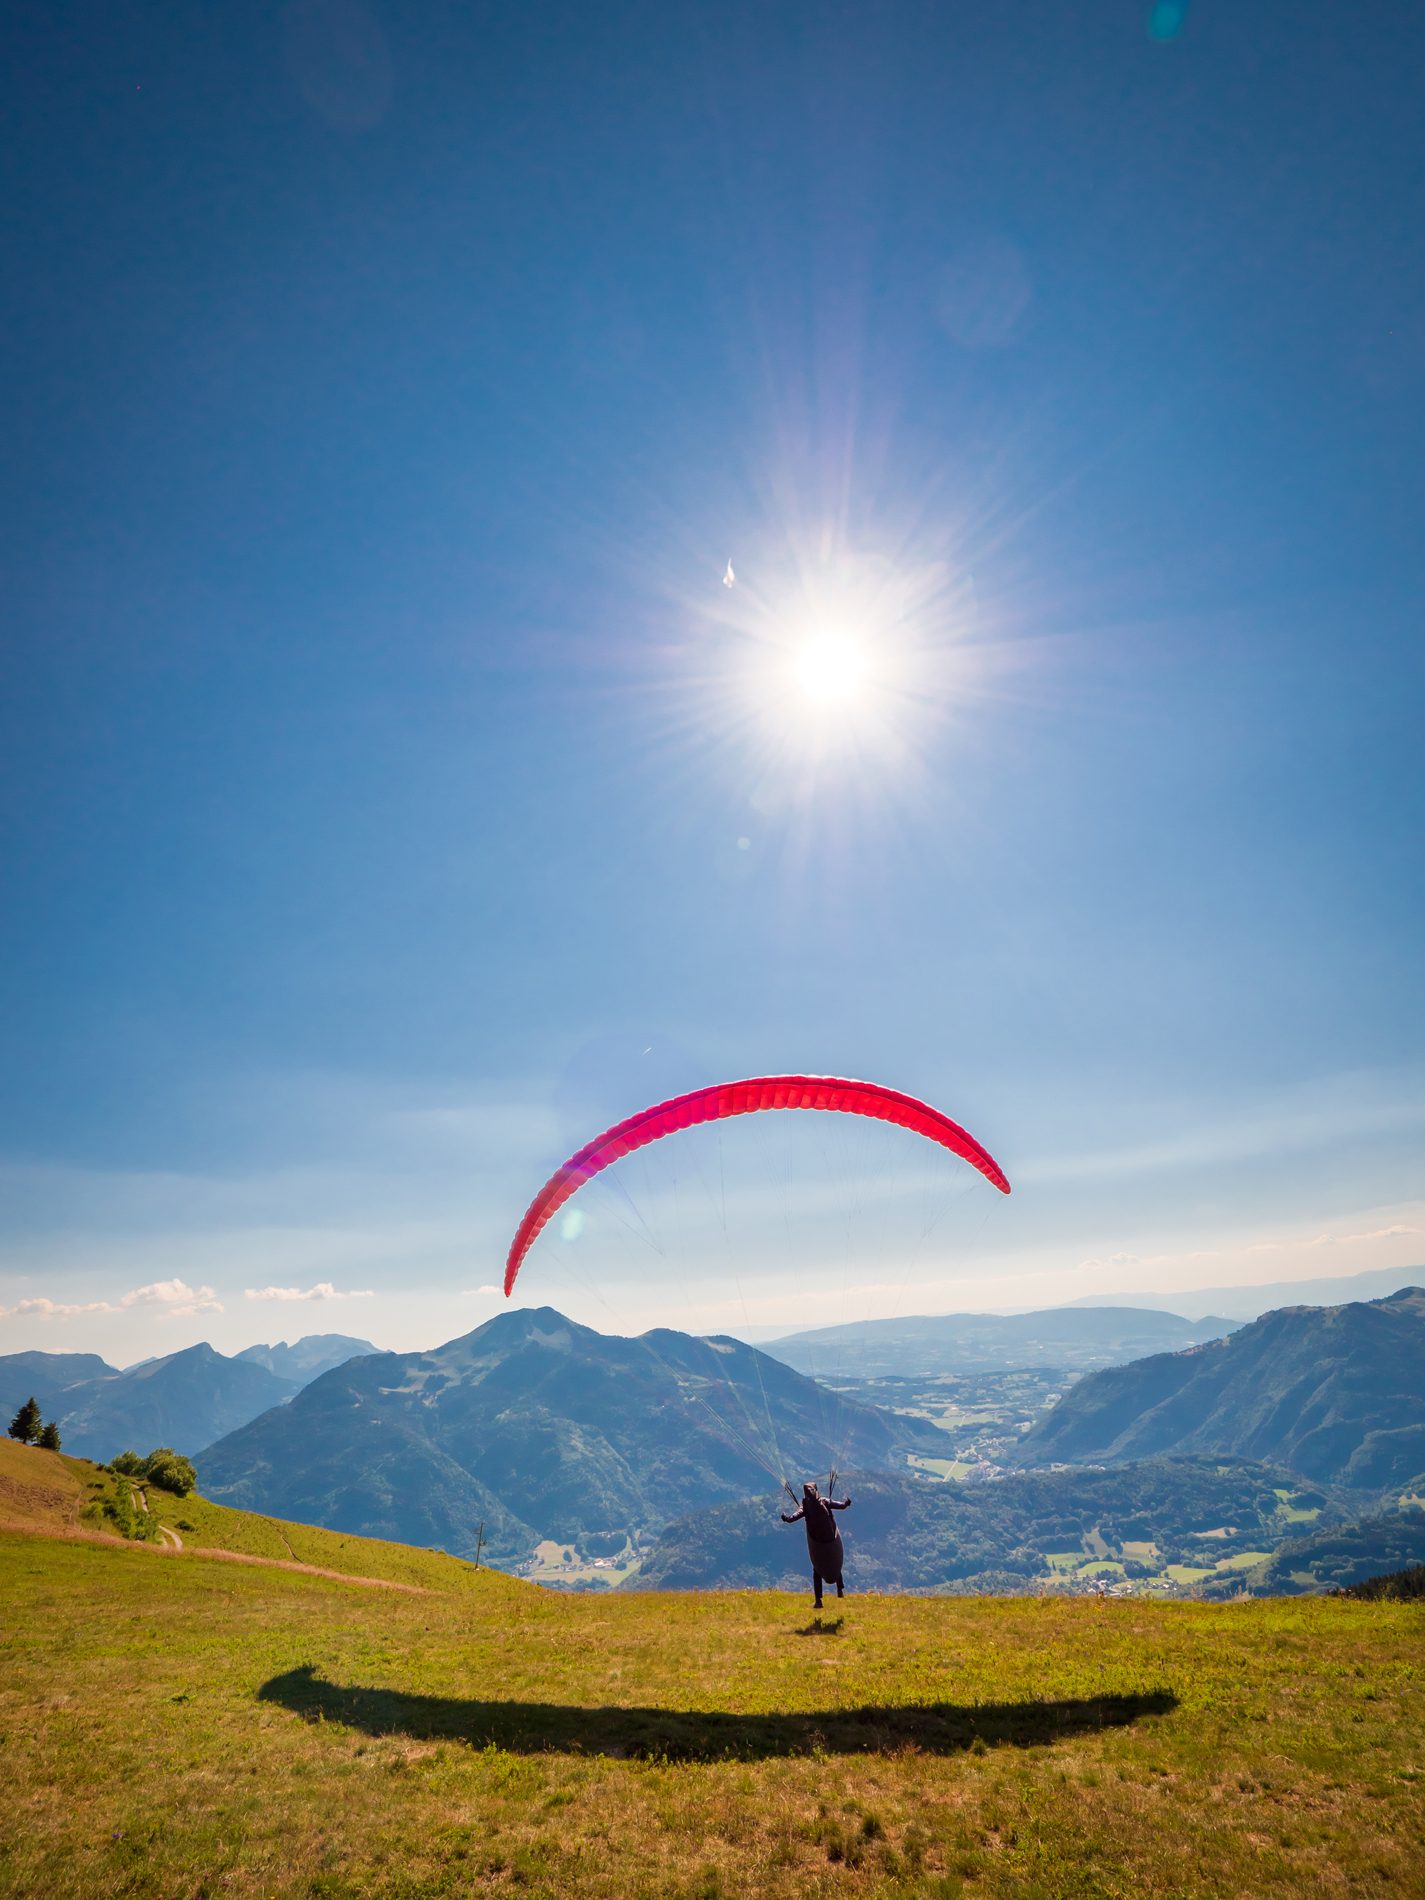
<box><xmin>7</xmin><ymin>1396</ymin><xmax>42</xmax><ymax>1444</ymax></box>
<box><xmin>38</xmin><ymin>1420</ymin><xmax>62</xmax><ymax>1452</ymax></box>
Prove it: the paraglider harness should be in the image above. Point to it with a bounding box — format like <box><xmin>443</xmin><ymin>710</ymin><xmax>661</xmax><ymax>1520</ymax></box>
<box><xmin>781</xmin><ymin>1470</ymin><xmax>845</xmax><ymax>1536</ymax></box>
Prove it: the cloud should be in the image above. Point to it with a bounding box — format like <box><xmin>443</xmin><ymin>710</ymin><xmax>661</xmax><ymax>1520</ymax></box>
<box><xmin>0</xmin><ymin>1295</ymin><xmax>117</xmax><ymax>1320</ymax></box>
<box><xmin>243</xmin><ymin>1282</ymin><xmax>375</xmax><ymax>1302</ymax></box>
<box><xmin>1016</xmin><ymin>1071</ymin><xmax>1425</xmax><ymax>1188</ymax></box>
<box><xmin>1314</xmin><ymin>1223</ymin><xmax>1420</xmax><ymax>1248</ymax></box>
<box><xmin>462</xmin><ymin>1285</ymin><xmax>502</xmax><ymax>1297</ymax></box>
<box><xmin>121</xmin><ymin>1278</ymin><xmax>223</xmax><ymax>1317</ymax></box>
<box><xmin>1073</xmin><ymin>1219</ymin><xmax>1425</xmax><ymax>1277</ymax></box>
<box><xmin>0</xmin><ymin>1278</ymin><xmax>221</xmax><ymax>1321</ymax></box>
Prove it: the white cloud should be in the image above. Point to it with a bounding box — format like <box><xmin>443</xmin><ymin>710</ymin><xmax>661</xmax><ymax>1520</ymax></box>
<box><xmin>0</xmin><ymin>1277</ymin><xmax>221</xmax><ymax>1321</ymax></box>
<box><xmin>462</xmin><ymin>1285</ymin><xmax>502</xmax><ymax>1297</ymax></box>
<box><xmin>121</xmin><ymin>1278</ymin><xmax>223</xmax><ymax>1317</ymax></box>
<box><xmin>243</xmin><ymin>1282</ymin><xmax>375</xmax><ymax>1303</ymax></box>
<box><xmin>0</xmin><ymin>1295</ymin><xmax>117</xmax><ymax>1320</ymax></box>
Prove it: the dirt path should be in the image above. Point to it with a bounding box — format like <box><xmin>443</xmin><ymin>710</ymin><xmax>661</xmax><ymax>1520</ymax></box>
<box><xmin>0</xmin><ymin>1519</ymin><xmax>429</xmax><ymax>1592</ymax></box>
<box><xmin>157</xmin><ymin>1524</ymin><xmax>183</xmax><ymax>1550</ymax></box>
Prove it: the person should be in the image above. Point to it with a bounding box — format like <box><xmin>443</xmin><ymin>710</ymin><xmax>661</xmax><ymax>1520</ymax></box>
<box><xmin>781</xmin><ymin>1481</ymin><xmax>852</xmax><ymax>1609</ymax></box>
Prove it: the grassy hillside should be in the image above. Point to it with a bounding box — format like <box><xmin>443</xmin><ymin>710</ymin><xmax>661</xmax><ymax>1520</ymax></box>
<box><xmin>2</xmin><ymin>1453</ymin><xmax>1422</xmax><ymax>1898</ymax></box>
<box><xmin>0</xmin><ymin>1437</ymin><xmax>485</xmax><ymax>1592</ymax></box>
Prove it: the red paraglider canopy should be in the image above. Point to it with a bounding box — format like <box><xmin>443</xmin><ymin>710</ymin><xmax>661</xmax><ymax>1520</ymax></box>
<box><xmin>504</xmin><ymin>1075</ymin><xmax>1010</xmax><ymax>1296</ymax></box>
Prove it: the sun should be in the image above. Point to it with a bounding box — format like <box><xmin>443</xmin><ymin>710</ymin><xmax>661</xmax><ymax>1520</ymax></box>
<box><xmin>789</xmin><ymin>629</ymin><xmax>872</xmax><ymax>712</ymax></box>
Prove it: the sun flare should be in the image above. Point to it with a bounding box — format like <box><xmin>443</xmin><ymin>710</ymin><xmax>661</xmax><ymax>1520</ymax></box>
<box><xmin>789</xmin><ymin>630</ymin><xmax>872</xmax><ymax>711</ymax></box>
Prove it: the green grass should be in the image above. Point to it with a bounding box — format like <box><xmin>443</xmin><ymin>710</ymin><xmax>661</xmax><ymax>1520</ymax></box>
<box><xmin>1213</xmin><ymin>1550</ymin><xmax>1273</xmax><ymax>1575</ymax></box>
<box><xmin>139</xmin><ymin>1485</ymin><xmax>486</xmax><ymax>1590</ymax></box>
<box><xmin>0</xmin><ymin>1439</ymin><xmax>483</xmax><ymax>1594</ymax></box>
<box><xmin>2</xmin><ymin>1520</ymin><xmax>1422</xmax><ymax>1900</ymax></box>
<box><xmin>905</xmin><ymin>1455</ymin><xmax>972</xmax><ymax>1480</ymax></box>
<box><xmin>1275</xmin><ymin>1488</ymin><xmax>1324</xmax><ymax>1526</ymax></box>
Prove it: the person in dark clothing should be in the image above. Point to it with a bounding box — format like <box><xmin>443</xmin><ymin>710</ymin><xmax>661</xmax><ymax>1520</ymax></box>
<box><xmin>781</xmin><ymin>1481</ymin><xmax>852</xmax><ymax>1609</ymax></box>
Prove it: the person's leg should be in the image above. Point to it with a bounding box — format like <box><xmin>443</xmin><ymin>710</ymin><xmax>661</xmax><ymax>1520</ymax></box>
<box><xmin>836</xmin><ymin>1577</ymin><xmax>844</xmax><ymax>1597</ymax></box>
<box><xmin>812</xmin><ymin>1570</ymin><xmax>823</xmax><ymax>1609</ymax></box>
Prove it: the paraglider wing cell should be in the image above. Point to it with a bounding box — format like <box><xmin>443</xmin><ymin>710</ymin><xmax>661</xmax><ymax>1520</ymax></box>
<box><xmin>503</xmin><ymin>1075</ymin><xmax>1010</xmax><ymax>1295</ymax></box>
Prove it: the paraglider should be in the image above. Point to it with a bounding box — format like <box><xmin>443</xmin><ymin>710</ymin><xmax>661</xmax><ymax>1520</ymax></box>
<box><xmin>504</xmin><ymin>1074</ymin><xmax>1010</xmax><ymax>1296</ymax></box>
<box><xmin>782</xmin><ymin>1479</ymin><xmax>852</xmax><ymax>1609</ymax></box>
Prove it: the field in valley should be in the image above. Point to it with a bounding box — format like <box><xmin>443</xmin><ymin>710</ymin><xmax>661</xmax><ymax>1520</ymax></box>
<box><xmin>1</xmin><ymin>1444</ymin><xmax>1421</xmax><ymax>1899</ymax></box>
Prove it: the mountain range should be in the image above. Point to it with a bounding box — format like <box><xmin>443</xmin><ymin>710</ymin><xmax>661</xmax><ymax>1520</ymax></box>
<box><xmin>0</xmin><ymin>1333</ymin><xmax>377</xmax><ymax>1462</ymax></box>
<box><xmin>1020</xmin><ymin>1287</ymin><xmax>1425</xmax><ymax>1488</ymax></box>
<box><xmin>763</xmin><ymin>1306</ymin><xmax>1240</xmax><ymax>1378</ymax></box>
<box><xmin>232</xmin><ymin>1334</ymin><xmax>377</xmax><ymax>1382</ymax></box>
<box><xmin>196</xmin><ymin>1306</ymin><xmax>948</xmax><ymax>1562</ymax></box>
<box><xmin>1063</xmin><ymin>1265</ymin><xmax>1424</xmax><ymax>1322</ymax></box>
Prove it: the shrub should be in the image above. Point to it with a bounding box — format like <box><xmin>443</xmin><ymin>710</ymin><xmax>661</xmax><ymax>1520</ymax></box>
<box><xmin>141</xmin><ymin>1450</ymin><xmax>197</xmax><ymax>1497</ymax></box>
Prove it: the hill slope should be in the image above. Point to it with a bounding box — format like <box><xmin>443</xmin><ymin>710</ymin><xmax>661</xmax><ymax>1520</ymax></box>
<box><xmin>764</xmin><ymin>1305</ymin><xmax>1239</xmax><ymax>1377</ymax></box>
<box><xmin>3</xmin><ymin>1504</ymin><xmax>1422</xmax><ymax>1899</ymax></box>
<box><xmin>1021</xmin><ymin>1287</ymin><xmax>1425</xmax><ymax>1487</ymax></box>
<box><xmin>0</xmin><ymin>1435</ymin><xmax>493</xmax><ymax>1592</ymax></box>
<box><xmin>198</xmin><ymin>1307</ymin><xmax>941</xmax><ymax>1562</ymax></box>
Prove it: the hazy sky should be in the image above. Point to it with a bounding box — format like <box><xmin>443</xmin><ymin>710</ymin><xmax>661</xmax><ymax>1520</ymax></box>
<box><xmin>3</xmin><ymin>2</ymin><xmax>1422</xmax><ymax>1362</ymax></box>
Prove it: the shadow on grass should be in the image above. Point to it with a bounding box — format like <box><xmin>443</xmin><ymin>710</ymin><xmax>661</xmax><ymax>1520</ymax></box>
<box><xmin>795</xmin><ymin>1616</ymin><xmax>845</xmax><ymax>1637</ymax></box>
<box><xmin>259</xmin><ymin>1665</ymin><xmax>1176</xmax><ymax>1761</ymax></box>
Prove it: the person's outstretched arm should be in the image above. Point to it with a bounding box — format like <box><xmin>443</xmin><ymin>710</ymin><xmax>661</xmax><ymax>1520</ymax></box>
<box><xmin>781</xmin><ymin>1506</ymin><xmax>804</xmax><ymax>1523</ymax></box>
<box><xmin>829</xmin><ymin>1496</ymin><xmax>852</xmax><ymax>1510</ymax></box>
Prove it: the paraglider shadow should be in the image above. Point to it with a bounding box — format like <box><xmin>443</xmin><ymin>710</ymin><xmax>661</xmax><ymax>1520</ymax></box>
<box><xmin>795</xmin><ymin>1616</ymin><xmax>845</xmax><ymax>1636</ymax></box>
<box><xmin>259</xmin><ymin>1665</ymin><xmax>1176</xmax><ymax>1762</ymax></box>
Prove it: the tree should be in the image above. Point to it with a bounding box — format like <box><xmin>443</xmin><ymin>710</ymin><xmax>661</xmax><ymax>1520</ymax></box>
<box><xmin>38</xmin><ymin>1421</ymin><xmax>61</xmax><ymax>1452</ymax></box>
<box><xmin>7</xmin><ymin>1397</ymin><xmax>42</xmax><ymax>1445</ymax></box>
<box><xmin>142</xmin><ymin>1449</ymin><xmax>196</xmax><ymax>1497</ymax></box>
<box><xmin>110</xmin><ymin>1450</ymin><xmax>144</xmax><ymax>1476</ymax></box>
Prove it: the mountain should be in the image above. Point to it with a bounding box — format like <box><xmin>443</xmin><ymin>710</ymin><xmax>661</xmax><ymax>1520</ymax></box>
<box><xmin>631</xmin><ymin>1457</ymin><xmax>1342</xmax><ymax>1593</ymax></box>
<box><xmin>197</xmin><ymin>1306</ymin><xmax>948</xmax><ymax>1563</ymax></box>
<box><xmin>1020</xmin><ymin>1288</ymin><xmax>1425</xmax><ymax>1488</ymax></box>
<box><xmin>0</xmin><ymin>1350</ymin><xmax>118</xmax><ymax>1418</ymax></box>
<box><xmin>762</xmin><ymin>1306</ymin><xmax>1240</xmax><ymax>1378</ymax></box>
<box><xmin>51</xmin><ymin>1344</ymin><xmax>298</xmax><ymax>1462</ymax></box>
<box><xmin>1065</xmin><ymin>1265</ymin><xmax>1425</xmax><ymax>1322</ymax></box>
<box><xmin>1</xmin><ymin>1333</ymin><xmax>388</xmax><ymax>1463</ymax></box>
<box><xmin>234</xmin><ymin>1334</ymin><xmax>377</xmax><ymax>1382</ymax></box>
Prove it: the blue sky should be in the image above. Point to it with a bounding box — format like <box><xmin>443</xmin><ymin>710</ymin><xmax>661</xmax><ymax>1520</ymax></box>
<box><xmin>2</xmin><ymin>1</ymin><xmax>1422</xmax><ymax>1361</ymax></box>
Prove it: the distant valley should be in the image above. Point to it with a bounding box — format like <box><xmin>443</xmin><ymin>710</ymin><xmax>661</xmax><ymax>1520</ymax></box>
<box><xmin>636</xmin><ymin>1456</ymin><xmax>1425</xmax><ymax>1597</ymax></box>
